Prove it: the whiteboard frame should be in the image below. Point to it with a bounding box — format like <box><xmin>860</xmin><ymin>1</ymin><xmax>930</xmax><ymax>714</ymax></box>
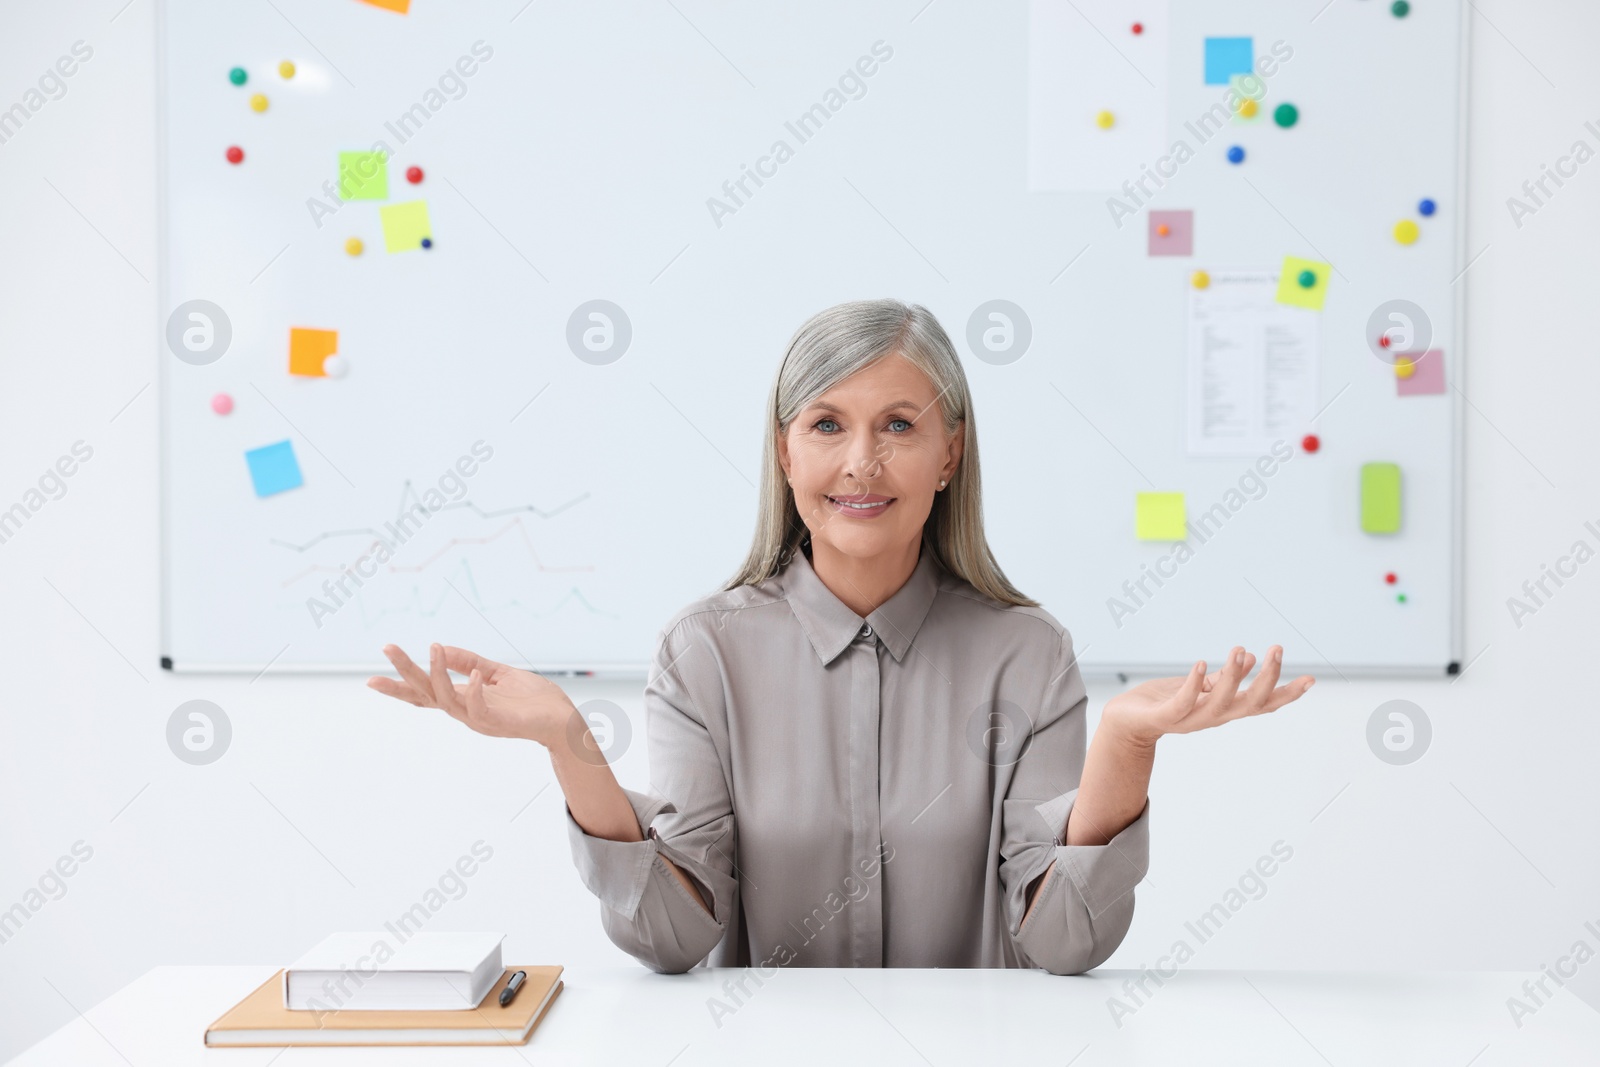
<box><xmin>155</xmin><ymin>1</ymin><xmax>1471</xmax><ymax>679</ymax></box>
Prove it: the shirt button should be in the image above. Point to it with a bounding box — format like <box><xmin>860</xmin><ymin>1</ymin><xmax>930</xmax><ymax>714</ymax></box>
<box><xmin>859</xmin><ymin>623</ymin><xmax>873</xmax><ymax>639</ymax></box>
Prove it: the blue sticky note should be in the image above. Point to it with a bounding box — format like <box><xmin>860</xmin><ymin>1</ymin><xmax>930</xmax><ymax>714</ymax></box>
<box><xmin>1204</xmin><ymin>37</ymin><xmax>1253</xmax><ymax>85</ymax></box>
<box><xmin>245</xmin><ymin>440</ymin><xmax>304</xmax><ymax>497</ymax></box>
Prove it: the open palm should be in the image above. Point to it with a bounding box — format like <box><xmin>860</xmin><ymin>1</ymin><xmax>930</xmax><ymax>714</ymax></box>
<box><xmin>366</xmin><ymin>643</ymin><xmax>577</xmax><ymax>747</ymax></box>
<box><xmin>1105</xmin><ymin>645</ymin><xmax>1315</xmax><ymax>745</ymax></box>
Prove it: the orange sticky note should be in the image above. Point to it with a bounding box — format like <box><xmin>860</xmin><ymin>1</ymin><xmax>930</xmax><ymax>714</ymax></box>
<box><xmin>355</xmin><ymin>0</ymin><xmax>410</xmax><ymax>12</ymax></box>
<box><xmin>289</xmin><ymin>328</ymin><xmax>338</xmax><ymax>377</ymax></box>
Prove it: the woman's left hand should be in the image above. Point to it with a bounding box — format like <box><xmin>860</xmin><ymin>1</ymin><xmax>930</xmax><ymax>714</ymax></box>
<box><xmin>1101</xmin><ymin>645</ymin><xmax>1314</xmax><ymax>746</ymax></box>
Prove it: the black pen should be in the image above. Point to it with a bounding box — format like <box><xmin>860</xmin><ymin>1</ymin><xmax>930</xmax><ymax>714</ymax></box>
<box><xmin>499</xmin><ymin>970</ymin><xmax>526</xmax><ymax>1007</ymax></box>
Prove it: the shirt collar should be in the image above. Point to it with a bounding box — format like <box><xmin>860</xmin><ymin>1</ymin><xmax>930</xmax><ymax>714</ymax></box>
<box><xmin>782</xmin><ymin>533</ymin><xmax>944</xmax><ymax>666</ymax></box>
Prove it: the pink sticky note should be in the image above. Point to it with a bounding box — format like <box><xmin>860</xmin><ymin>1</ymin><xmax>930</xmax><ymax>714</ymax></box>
<box><xmin>1148</xmin><ymin>210</ymin><xmax>1194</xmax><ymax>256</ymax></box>
<box><xmin>1396</xmin><ymin>349</ymin><xmax>1446</xmax><ymax>396</ymax></box>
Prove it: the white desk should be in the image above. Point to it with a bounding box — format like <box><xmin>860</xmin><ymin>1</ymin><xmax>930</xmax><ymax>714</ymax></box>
<box><xmin>8</xmin><ymin>965</ymin><xmax>1598</xmax><ymax>1065</ymax></box>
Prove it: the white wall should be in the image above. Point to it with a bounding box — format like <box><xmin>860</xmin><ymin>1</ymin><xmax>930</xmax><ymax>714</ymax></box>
<box><xmin>3</xmin><ymin>0</ymin><xmax>1598</xmax><ymax>1059</ymax></box>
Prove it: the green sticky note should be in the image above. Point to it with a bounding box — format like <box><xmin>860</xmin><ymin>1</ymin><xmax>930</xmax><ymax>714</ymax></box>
<box><xmin>1360</xmin><ymin>462</ymin><xmax>1402</xmax><ymax>533</ymax></box>
<box><xmin>1136</xmin><ymin>492</ymin><xmax>1187</xmax><ymax>541</ymax></box>
<box><xmin>380</xmin><ymin>199</ymin><xmax>431</xmax><ymax>253</ymax></box>
<box><xmin>1275</xmin><ymin>255</ymin><xmax>1331</xmax><ymax>310</ymax></box>
<box><xmin>338</xmin><ymin>151</ymin><xmax>388</xmax><ymax>201</ymax></box>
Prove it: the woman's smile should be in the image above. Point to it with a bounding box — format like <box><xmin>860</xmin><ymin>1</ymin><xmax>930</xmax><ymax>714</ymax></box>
<box><xmin>826</xmin><ymin>493</ymin><xmax>896</xmax><ymax>517</ymax></box>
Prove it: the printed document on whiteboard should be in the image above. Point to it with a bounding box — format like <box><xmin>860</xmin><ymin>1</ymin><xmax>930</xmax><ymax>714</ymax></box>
<box><xmin>1186</xmin><ymin>269</ymin><xmax>1320</xmax><ymax>457</ymax></box>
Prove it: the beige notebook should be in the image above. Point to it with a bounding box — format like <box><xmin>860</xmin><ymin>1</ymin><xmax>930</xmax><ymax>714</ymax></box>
<box><xmin>205</xmin><ymin>966</ymin><xmax>563</xmax><ymax>1047</ymax></box>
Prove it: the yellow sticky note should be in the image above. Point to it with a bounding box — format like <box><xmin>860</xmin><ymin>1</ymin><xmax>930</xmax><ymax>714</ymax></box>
<box><xmin>338</xmin><ymin>151</ymin><xmax>388</xmax><ymax>201</ymax></box>
<box><xmin>1275</xmin><ymin>256</ymin><xmax>1331</xmax><ymax>311</ymax></box>
<box><xmin>289</xmin><ymin>327</ymin><xmax>338</xmax><ymax>377</ymax></box>
<box><xmin>356</xmin><ymin>0</ymin><xmax>411</xmax><ymax>12</ymax></box>
<box><xmin>1136</xmin><ymin>492</ymin><xmax>1187</xmax><ymax>541</ymax></box>
<box><xmin>380</xmin><ymin>199</ymin><xmax>432</xmax><ymax>253</ymax></box>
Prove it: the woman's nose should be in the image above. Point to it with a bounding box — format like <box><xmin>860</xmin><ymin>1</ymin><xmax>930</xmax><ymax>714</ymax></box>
<box><xmin>845</xmin><ymin>450</ymin><xmax>884</xmax><ymax>484</ymax></box>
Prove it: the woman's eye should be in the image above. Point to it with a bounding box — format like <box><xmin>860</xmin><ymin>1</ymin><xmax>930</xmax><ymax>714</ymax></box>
<box><xmin>812</xmin><ymin>416</ymin><xmax>911</xmax><ymax>433</ymax></box>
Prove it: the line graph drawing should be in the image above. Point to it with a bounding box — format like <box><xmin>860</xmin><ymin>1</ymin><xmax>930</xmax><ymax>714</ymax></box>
<box><xmin>277</xmin><ymin>516</ymin><xmax>593</xmax><ymax>589</ymax></box>
<box><xmin>269</xmin><ymin>476</ymin><xmax>615</xmax><ymax>633</ymax></box>
<box><xmin>269</xmin><ymin>481</ymin><xmax>590</xmax><ymax>554</ymax></box>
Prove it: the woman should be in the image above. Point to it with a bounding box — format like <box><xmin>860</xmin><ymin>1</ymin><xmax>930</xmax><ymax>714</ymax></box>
<box><xmin>367</xmin><ymin>299</ymin><xmax>1314</xmax><ymax>975</ymax></box>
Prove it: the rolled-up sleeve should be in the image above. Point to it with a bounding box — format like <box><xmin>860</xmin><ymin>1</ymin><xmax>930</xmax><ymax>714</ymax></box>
<box><xmin>999</xmin><ymin>631</ymin><xmax>1151</xmax><ymax>975</ymax></box>
<box><xmin>564</xmin><ymin>619</ymin><xmax>737</xmax><ymax>974</ymax></box>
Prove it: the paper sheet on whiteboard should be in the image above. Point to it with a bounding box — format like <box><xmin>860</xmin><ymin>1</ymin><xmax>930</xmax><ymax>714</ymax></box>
<box><xmin>1027</xmin><ymin>0</ymin><xmax>1169</xmax><ymax>192</ymax></box>
<box><xmin>1186</xmin><ymin>269</ymin><xmax>1320</xmax><ymax>458</ymax></box>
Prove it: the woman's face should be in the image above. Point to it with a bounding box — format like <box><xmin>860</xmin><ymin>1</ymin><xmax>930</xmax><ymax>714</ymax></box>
<box><xmin>778</xmin><ymin>355</ymin><xmax>962</xmax><ymax>561</ymax></box>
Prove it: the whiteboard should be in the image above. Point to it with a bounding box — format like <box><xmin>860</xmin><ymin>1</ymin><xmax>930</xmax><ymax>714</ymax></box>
<box><xmin>159</xmin><ymin>0</ymin><xmax>1465</xmax><ymax>676</ymax></box>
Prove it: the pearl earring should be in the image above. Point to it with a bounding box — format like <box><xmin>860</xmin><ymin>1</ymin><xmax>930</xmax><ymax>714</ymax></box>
<box><xmin>938</xmin><ymin>480</ymin><xmax>946</xmax><ymax>489</ymax></box>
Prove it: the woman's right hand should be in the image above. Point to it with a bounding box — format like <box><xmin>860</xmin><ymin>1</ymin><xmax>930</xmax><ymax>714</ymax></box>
<box><xmin>367</xmin><ymin>643</ymin><xmax>578</xmax><ymax>749</ymax></box>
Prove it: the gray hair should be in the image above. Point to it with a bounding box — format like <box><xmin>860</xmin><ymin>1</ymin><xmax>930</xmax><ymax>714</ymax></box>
<box><xmin>722</xmin><ymin>298</ymin><xmax>1037</xmax><ymax>607</ymax></box>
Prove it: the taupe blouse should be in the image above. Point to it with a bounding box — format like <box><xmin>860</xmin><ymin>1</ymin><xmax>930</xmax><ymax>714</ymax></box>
<box><xmin>563</xmin><ymin>532</ymin><xmax>1150</xmax><ymax>974</ymax></box>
